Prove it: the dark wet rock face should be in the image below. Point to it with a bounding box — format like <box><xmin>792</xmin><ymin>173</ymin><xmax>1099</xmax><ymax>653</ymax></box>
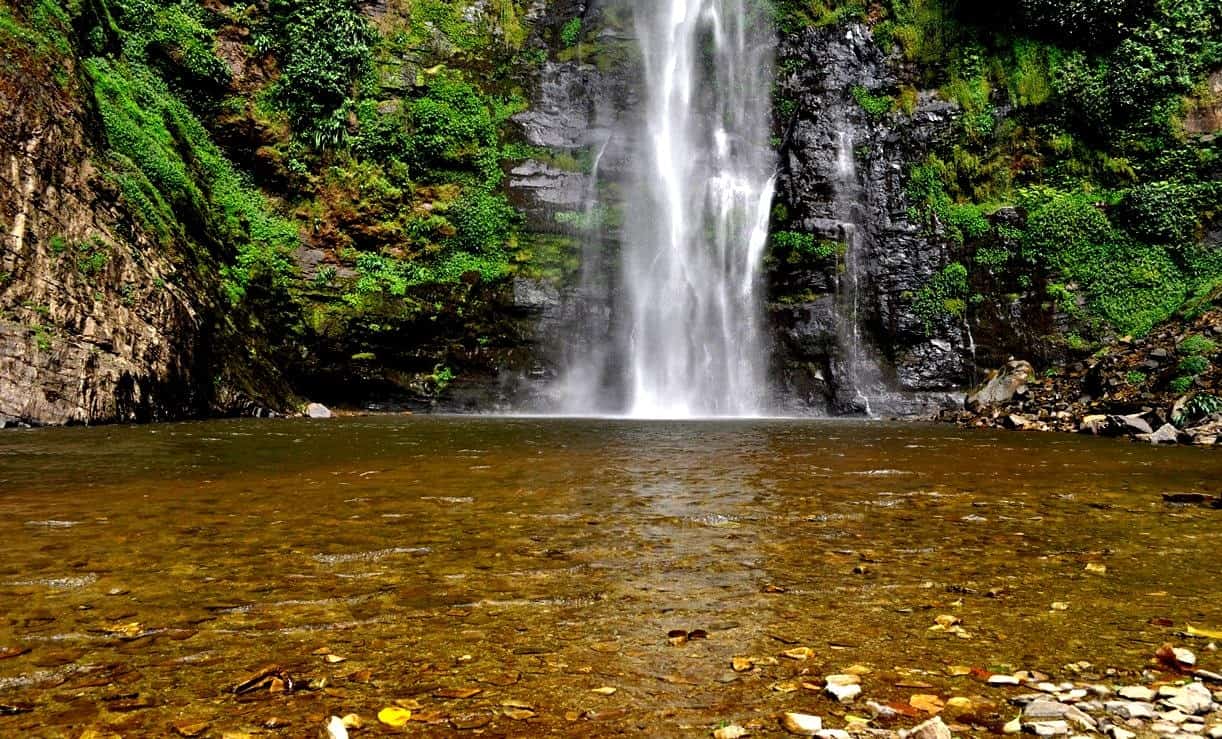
<box><xmin>771</xmin><ymin>24</ymin><xmax>971</xmax><ymax>413</ymax></box>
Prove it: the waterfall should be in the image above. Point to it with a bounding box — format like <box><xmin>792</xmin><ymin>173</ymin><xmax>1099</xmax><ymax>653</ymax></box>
<box><xmin>556</xmin><ymin>0</ymin><xmax>777</xmax><ymax>418</ymax></box>
<box><xmin>831</xmin><ymin>128</ymin><xmax>887</xmax><ymax>414</ymax></box>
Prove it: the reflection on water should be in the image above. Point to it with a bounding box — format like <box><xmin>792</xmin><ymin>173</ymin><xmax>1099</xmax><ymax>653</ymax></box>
<box><xmin>0</xmin><ymin>417</ymin><xmax>1219</xmax><ymax>736</ymax></box>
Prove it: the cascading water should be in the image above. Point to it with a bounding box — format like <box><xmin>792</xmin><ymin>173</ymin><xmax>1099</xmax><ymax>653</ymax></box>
<box><xmin>831</xmin><ymin>128</ymin><xmax>888</xmax><ymax>414</ymax></box>
<box><xmin>557</xmin><ymin>0</ymin><xmax>777</xmax><ymax>418</ymax></box>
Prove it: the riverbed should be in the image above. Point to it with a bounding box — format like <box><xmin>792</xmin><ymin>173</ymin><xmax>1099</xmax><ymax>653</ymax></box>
<box><xmin>1</xmin><ymin>417</ymin><xmax>1219</xmax><ymax>737</ymax></box>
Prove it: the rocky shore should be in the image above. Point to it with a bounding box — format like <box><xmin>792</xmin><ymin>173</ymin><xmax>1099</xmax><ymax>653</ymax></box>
<box><xmin>704</xmin><ymin>643</ymin><xmax>1222</xmax><ymax>739</ymax></box>
<box><xmin>940</xmin><ymin>304</ymin><xmax>1222</xmax><ymax>447</ymax></box>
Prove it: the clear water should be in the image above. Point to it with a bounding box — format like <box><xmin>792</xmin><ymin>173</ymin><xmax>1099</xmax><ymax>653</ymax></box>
<box><xmin>1</xmin><ymin>417</ymin><xmax>1220</xmax><ymax>736</ymax></box>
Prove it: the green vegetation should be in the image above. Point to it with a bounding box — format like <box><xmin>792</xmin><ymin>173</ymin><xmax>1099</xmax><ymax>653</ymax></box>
<box><xmin>771</xmin><ymin>231</ymin><xmax>838</xmax><ymax>263</ymax></box>
<box><xmin>560</xmin><ymin>18</ymin><xmax>582</xmax><ymax>48</ymax></box>
<box><xmin>1179</xmin><ymin>335</ymin><xmax>1218</xmax><ymax>356</ymax></box>
<box><xmin>1125</xmin><ymin>371</ymin><xmax>1147</xmax><ymax>386</ymax></box>
<box><xmin>869</xmin><ymin>0</ymin><xmax>1222</xmax><ymax>342</ymax></box>
<box><xmin>851</xmin><ymin>85</ymin><xmax>893</xmax><ymax>121</ymax></box>
<box><xmin>912</xmin><ymin>262</ymin><xmax>970</xmax><ymax>333</ymax></box>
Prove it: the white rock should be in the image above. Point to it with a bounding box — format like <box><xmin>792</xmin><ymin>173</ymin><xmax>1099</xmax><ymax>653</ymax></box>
<box><xmin>1174</xmin><ymin>649</ymin><xmax>1198</xmax><ymax>667</ymax></box>
<box><xmin>815</xmin><ymin>730</ymin><xmax>851</xmax><ymax>739</ymax></box>
<box><xmin>714</xmin><ymin>726</ymin><xmax>750</xmax><ymax>739</ymax></box>
<box><xmin>782</xmin><ymin>713</ymin><xmax>823</xmax><ymax>736</ymax></box>
<box><xmin>1004</xmin><ymin>717</ymin><xmax>1022</xmax><ymax>734</ymax></box>
<box><xmin>826</xmin><ymin>682</ymin><xmax>862</xmax><ymax>702</ymax></box>
<box><xmin>1110</xmin><ymin>701</ymin><xmax>1156</xmax><ymax>720</ymax></box>
<box><xmin>1205</xmin><ymin>726</ymin><xmax>1222</xmax><ymax>739</ymax></box>
<box><xmin>1119</xmin><ymin>686</ymin><xmax>1156</xmax><ymax>702</ymax></box>
<box><xmin>1168</xmin><ymin>683</ymin><xmax>1214</xmax><ymax>715</ymax></box>
<box><xmin>1106</xmin><ymin>727</ymin><xmax>1136</xmax><ymax>739</ymax></box>
<box><xmin>1158</xmin><ymin>710</ymin><xmax>1190</xmax><ymax>724</ymax></box>
<box><xmin>1179</xmin><ymin>725</ymin><xmax>1205</xmax><ymax>735</ymax></box>
<box><xmin>325</xmin><ymin>716</ymin><xmax>350</xmax><ymax>739</ymax></box>
<box><xmin>1027</xmin><ymin>720</ymin><xmax>1070</xmax><ymax>736</ymax></box>
<box><xmin>306</xmin><ymin>402</ymin><xmax>332</xmax><ymax>419</ymax></box>
<box><xmin>903</xmin><ymin>717</ymin><xmax>951</xmax><ymax>739</ymax></box>
<box><xmin>990</xmin><ymin>675</ymin><xmax>1022</xmax><ymax>686</ymax></box>
<box><xmin>1152</xmin><ymin>722</ymin><xmax>1183</xmax><ymax>736</ymax></box>
<box><xmin>1090</xmin><ymin>685</ymin><xmax>1115</xmax><ymax>698</ymax></box>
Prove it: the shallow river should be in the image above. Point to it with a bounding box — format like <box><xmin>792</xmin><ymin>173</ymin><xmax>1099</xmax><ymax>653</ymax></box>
<box><xmin>0</xmin><ymin>417</ymin><xmax>1219</xmax><ymax>737</ymax></box>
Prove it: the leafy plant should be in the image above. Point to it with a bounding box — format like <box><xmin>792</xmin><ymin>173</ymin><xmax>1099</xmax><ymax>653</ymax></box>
<box><xmin>1179</xmin><ymin>334</ymin><xmax>1218</xmax><ymax>356</ymax></box>
<box><xmin>560</xmin><ymin>17</ymin><xmax>582</xmax><ymax>48</ymax></box>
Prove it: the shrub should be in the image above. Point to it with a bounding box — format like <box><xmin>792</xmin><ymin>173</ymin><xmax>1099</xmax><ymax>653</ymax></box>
<box><xmin>912</xmin><ymin>262</ymin><xmax>970</xmax><ymax>333</ymax></box>
<box><xmin>1179</xmin><ymin>334</ymin><xmax>1218</xmax><ymax>356</ymax></box>
<box><xmin>851</xmin><ymin>85</ymin><xmax>893</xmax><ymax>121</ymax></box>
<box><xmin>560</xmin><ymin>17</ymin><xmax>582</xmax><ymax>47</ymax></box>
<box><xmin>266</xmin><ymin>0</ymin><xmax>374</xmax><ymax>148</ymax></box>
<box><xmin>1125</xmin><ymin>370</ymin><xmax>1147</xmax><ymax>385</ymax></box>
<box><xmin>1178</xmin><ymin>355</ymin><xmax>1210</xmax><ymax>376</ymax></box>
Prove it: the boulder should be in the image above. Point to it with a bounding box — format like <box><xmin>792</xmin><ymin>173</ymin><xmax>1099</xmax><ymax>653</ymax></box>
<box><xmin>1136</xmin><ymin>423</ymin><xmax>1181</xmax><ymax>445</ymax></box>
<box><xmin>306</xmin><ymin>403</ymin><xmax>332</xmax><ymax>419</ymax></box>
<box><xmin>967</xmin><ymin>360</ymin><xmax>1035</xmax><ymax>411</ymax></box>
<box><xmin>903</xmin><ymin>717</ymin><xmax>952</xmax><ymax>739</ymax></box>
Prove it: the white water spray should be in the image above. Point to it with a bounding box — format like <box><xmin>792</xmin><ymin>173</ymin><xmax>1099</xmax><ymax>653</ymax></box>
<box><xmin>610</xmin><ymin>0</ymin><xmax>777</xmax><ymax>417</ymax></box>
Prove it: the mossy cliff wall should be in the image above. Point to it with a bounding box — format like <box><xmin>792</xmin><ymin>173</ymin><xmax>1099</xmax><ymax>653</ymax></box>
<box><xmin>0</xmin><ymin>0</ymin><xmax>1218</xmax><ymax>424</ymax></box>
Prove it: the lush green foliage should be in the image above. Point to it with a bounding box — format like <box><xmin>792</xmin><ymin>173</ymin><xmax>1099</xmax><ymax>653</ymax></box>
<box><xmin>851</xmin><ymin>85</ymin><xmax>893</xmax><ymax>121</ymax></box>
<box><xmin>85</xmin><ymin>56</ymin><xmax>298</xmax><ymax>305</ymax></box>
<box><xmin>1179</xmin><ymin>335</ymin><xmax>1218</xmax><ymax>356</ymax></box>
<box><xmin>261</xmin><ymin>0</ymin><xmax>374</xmax><ymax>148</ymax></box>
<box><xmin>560</xmin><ymin>18</ymin><xmax>582</xmax><ymax>48</ymax></box>
<box><xmin>912</xmin><ymin>262</ymin><xmax>970</xmax><ymax>332</ymax></box>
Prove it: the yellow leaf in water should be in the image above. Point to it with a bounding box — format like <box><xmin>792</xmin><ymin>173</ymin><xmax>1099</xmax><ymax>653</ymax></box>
<box><xmin>1186</xmin><ymin>624</ymin><xmax>1222</xmax><ymax>639</ymax></box>
<box><xmin>946</xmin><ymin>665</ymin><xmax>973</xmax><ymax>677</ymax></box>
<box><xmin>910</xmin><ymin>694</ymin><xmax>946</xmax><ymax>714</ymax></box>
<box><xmin>591</xmin><ymin>686</ymin><xmax>617</xmax><ymax>695</ymax></box>
<box><xmin>378</xmin><ymin>707</ymin><xmax>412</xmax><ymax>727</ymax></box>
<box><xmin>781</xmin><ymin>647</ymin><xmax>813</xmax><ymax>661</ymax></box>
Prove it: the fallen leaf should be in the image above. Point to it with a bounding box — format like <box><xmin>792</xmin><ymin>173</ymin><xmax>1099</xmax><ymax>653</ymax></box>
<box><xmin>171</xmin><ymin>720</ymin><xmax>210</xmax><ymax>737</ymax></box>
<box><xmin>435</xmin><ymin>687</ymin><xmax>482</xmax><ymax>699</ymax></box>
<box><xmin>713</xmin><ymin>725</ymin><xmax>749</xmax><ymax>739</ymax></box>
<box><xmin>0</xmin><ymin>647</ymin><xmax>30</xmax><ymax>660</ymax></box>
<box><xmin>323</xmin><ymin>654</ymin><xmax>346</xmax><ymax>664</ymax></box>
<box><xmin>502</xmin><ymin>699</ymin><xmax>533</xmax><ymax>709</ymax></box>
<box><xmin>844</xmin><ymin>664</ymin><xmax>872</xmax><ymax>675</ymax></box>
<box><xmin>591</xmin><ymin>641</ymin><xmax>620</xmax><ymax>653</ymax></box>
<box><xmin>772</xmin><ymin>681</ymin><xmax>799</xmax><ymax>693</ymax></box>
<box><xmin>782</xmin><ymin>647</ymin><xmax>813</xmax><ymax>661</ymax></box>
<box><xmin>945</xmin><ymin>666</ymin><xmax>973</xmax><ymax>677</ymax></box>
<box><xmin>910</xmin><ymin>694</ymin><xmax>945</xmax><ymax>714</ymax></box>
<box><xmin>377</xmin><ymin>707</ymin><xmax>412</xmax><ymax>728</ymax></box>
<box><xmin>1050</xmin><ymin>602</ymin><xmax>1069</xmax><ymax>611</ymax></box>
<box><xmin>1084</xmin><ymin>563</ymin><xmax>1107</xmax><ymax>574</ymax></box>
<box><xmin>732</xmin><ymin>657</ymin><xmax>754</xmax><ymax>672</ymax></box>
<box><xmin>504</xmin><ymin>708</ymin><xmax>536</xmax><ymax>720</ymax></box>
<box><xmin>450</xmin><ymin>713</ymin><xmax>493</xmax><ymax>730</ymax></box>
<box><xmin>1186</xmin><ymin>624</ymin><xmax>1222</xmax><ymax>640</ymax></box>
<box><xmin>591</xmin><ymin>686</ymin><xmax>617</xmax><ymax>695</ymax></box>
<box><xmin>340</xmin><ymin>714</ymin><xmax>361</xmax><ymax>729</ymax></box>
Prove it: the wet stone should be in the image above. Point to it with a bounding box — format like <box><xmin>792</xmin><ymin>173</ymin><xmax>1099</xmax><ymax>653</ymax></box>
<box><xmin>1027</xmin><ymin>720</ymin><xmax>1071</xmax><ymax>736</ymax></box>
<box><xmin>1118</xmin><ymin>686</ymin><xmax>1155</xmax><ymax>702</ymax></box>
<box><xmin>1109</xmin><ymin>702</ymin><xmax>1157</xmax><ymax>720</ymax></box>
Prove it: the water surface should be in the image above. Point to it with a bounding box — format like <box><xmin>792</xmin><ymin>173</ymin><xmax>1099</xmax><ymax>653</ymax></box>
<box><xmin>1</xmin><ymin>417</ymin><xmax>1219</xmax><ymax>737</ymax></box>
